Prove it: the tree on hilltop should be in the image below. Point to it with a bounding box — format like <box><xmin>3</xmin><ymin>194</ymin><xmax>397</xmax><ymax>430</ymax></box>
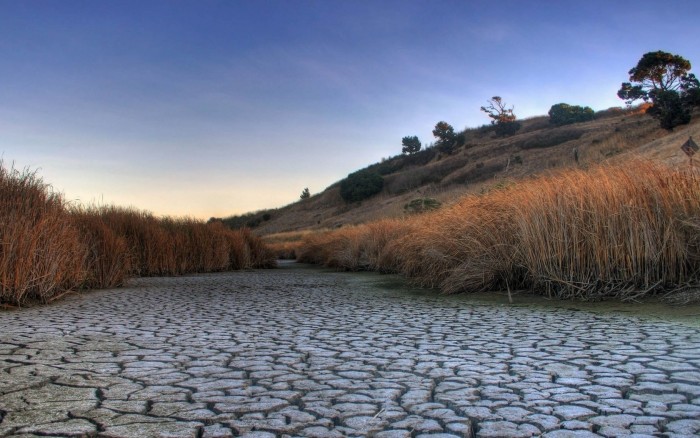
<box><xmin>401</xmin><ymin>136</ymin><xmax>421</xmax><ymax>155</ymax></box>
<box><xmin>480</xmin><ymin>96</ymin><xmax>521</xmax><ymax>136</ymax></box>
<box><xmin>618</xmin><ymin>50</ymin><xmax>700</xmax><ymax>129</ymax></box>
<box><xmin>432</xmin><ymin>121</ymin><xmax>456</xmax><ymax>153</ymax></box>
<box><xmin>300</xmin><ymin>188</ymin><xmax>310</xmax><ymax>200</ymax></box>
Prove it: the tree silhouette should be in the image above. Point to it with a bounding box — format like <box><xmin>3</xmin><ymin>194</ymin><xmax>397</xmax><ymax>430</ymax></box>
<box><xmin>432</xmin><ymin>121</ymin><xmax>456</xmax><ymax>153</ymax></box>
<box><xmin>401</xmin><ymin>136</ymin><xmax>421</xmax><ymax>155</ymax></box>
<box><xmin>481</xmin><ymin>96</ymin><xmax>521</xmax><ymax>136</ymax></box>
<box><xmin>618</xmin><ymin>51</ymin><xmax>699</xmax><ymax>129</ymax></box>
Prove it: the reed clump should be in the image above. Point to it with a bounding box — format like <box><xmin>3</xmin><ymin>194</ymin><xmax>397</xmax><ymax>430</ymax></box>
<box><xmin>0</xmin><ymin>162</ymin><xmax>276</xmax><ymax>306</ymax></box>
<box><xmin>298</xmin><ymin>161</ymin><xmax>700</xmax><ymax>301</ymax></box>
<box><xmin>0</xmin><ymin>165</ymin><xmax>86</xmax><ymax>304</ymax></box>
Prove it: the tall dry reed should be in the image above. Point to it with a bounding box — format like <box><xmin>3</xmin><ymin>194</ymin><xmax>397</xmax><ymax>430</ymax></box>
<box><xmin>82</xmin><ymin>206</ymin><xmax>276</xmax><ymax>277</ymax></box>
<box><xmin>0</xmin><ymin>162</ymin><xmax>276</xmax><ymax>306</ymax></box>
<box><xmin>298</xmin><ymin>161</ymin><xmax>700</xmax><ymax>301</ymax></box>
<box><xmin>0</xmin><ymin>164</ymin><xmax>85</xmax><ymax>304</ymax></box>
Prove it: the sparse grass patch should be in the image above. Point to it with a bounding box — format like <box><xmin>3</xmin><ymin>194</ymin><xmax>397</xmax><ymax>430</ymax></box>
<box><xmin>515</xmin><ymin>127</ymin><xmax>585</xmax><ymax>150</ymax></box>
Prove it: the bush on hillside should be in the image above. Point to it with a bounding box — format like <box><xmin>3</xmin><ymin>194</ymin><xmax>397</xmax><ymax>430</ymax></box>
<box><xmin>548</xmin><ymin>103</ymin><xmax>595</xmax><ymax>126</ymax></box>
<box><xmin>340</xmin><ymin>169</ymin><xmax>384</xmax><ymax>202</ymax></box>
<box><xmin>404</xmin><ymin>198</ymin><xmax>442</xmax><ymax>214</ymax></box>
<box><xmin>494</xmin><ymin>121</ymin><xmax>522</xmax><ymax>137</ymax></box>
<box><xmin>403</xmin><ymin>146</ymin><xmax>438</xmax><ymax>166</ymax></box>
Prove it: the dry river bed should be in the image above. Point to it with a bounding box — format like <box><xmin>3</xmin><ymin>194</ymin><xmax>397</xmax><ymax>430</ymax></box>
<box><xmin>1</xmin><ymin>262</ymin><xmax>699</xmax><ymax>438</ymax></box>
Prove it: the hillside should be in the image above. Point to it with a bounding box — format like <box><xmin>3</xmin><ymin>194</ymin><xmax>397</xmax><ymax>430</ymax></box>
<box><xmin>221</xmin><ymin>106</ymin><xmax>700</xmax><ymax>236</ymax></box>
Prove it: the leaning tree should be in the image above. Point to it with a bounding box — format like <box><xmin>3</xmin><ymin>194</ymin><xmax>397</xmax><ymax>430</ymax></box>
<box><xmin>480</xmin><ymin>96</ymin><xmax>521</xmax><ymax>136</ymax></box>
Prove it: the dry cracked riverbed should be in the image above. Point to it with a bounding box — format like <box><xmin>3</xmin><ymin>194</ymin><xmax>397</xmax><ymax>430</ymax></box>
<box><xmin>1</xmin><ymin>262</ymin><xmax>699</xmax><ymax>437</ymax></box>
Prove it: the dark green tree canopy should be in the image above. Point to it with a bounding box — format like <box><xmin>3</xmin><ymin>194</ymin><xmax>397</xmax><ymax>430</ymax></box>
<box><xmin>300</xmin><ymin>187</ymin><xmax>310</xmax><ymax>200</ymax></box>
<box><xmin>548</xmin><ymin>103</ymin><xmax>595</xmax><ymax>126</ymax></box>
<box><xmin>339</xmin><ymin>170</ymin><xmax>384</xmax><ymax>203</ymax></box>
<box><xmin>618</xmin><ymin>51</ymin><xmax>698</xmax><ymax>103</ymax></box>
<box><xmin>618</xmin><ymin>51</ymin><xmax>700</xmax><ymax>129</ymax></box>
<box><xmin>432</xmin><ymin>121</ymin><xmax>456</xmax><ymax>153</ymax></box>
<box><xmin>401</xmin><ymin>136</ymin><xmax>421</xmax><ymax>155</ymax></box>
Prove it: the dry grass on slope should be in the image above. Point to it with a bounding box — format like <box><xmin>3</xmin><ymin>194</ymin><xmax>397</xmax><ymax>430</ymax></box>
<box><xmin>254</xmin><ymin>107</ymin><xmax>673</xmax><ymax>236</ymax></box>
<box><xmin>297</xmin><ymin>161</ymin><xmax>700</xmax><ymax>301</ymax></box>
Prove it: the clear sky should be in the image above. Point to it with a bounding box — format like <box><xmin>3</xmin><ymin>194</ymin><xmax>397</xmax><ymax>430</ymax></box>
<box><xmin>2</xmin><ymin>1</ymin><xmax>699</xmax><ymax>219</ymax></box>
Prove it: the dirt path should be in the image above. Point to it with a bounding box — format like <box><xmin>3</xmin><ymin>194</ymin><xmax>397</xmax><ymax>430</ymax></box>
<box><xmin>1</xmin><ymin>262</ymin><xmax>699</xmax><ymax>437</ymax></box>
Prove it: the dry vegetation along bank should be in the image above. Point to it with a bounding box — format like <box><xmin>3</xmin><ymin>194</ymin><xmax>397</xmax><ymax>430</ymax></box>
<box><xmin>296</xmin><ymin>161</ymin><xmax>700</xmax><ymax>302</ymax></box>
<box><xmin>0</xmin><ymin>163</ymin><xmax>275</xmax><ymax>306</ymax></box>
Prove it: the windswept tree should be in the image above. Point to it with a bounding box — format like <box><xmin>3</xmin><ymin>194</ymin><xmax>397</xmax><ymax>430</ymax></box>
<box><xmin>432</xmin><ymin>121</ymin><xmax>456</xmax><ymax>153</ymax></box>
<box><xmin>401</xmin><ymin>136</ymin><xmax>421</xmax><ymax>155</ymax></box>
<box><xmin>618</xmin><ymin>50</ymin><xmax>700</xmax><ymax>129</ymax></box>
<box><xmin>480</xmin><ymin>96</ymin><xmax>521</xmax><ymax>136</ymax></box>
<box><xmin>300</xmin><ymin>187</ymin><xmax>310</xmax><ymax>200</ymax></box>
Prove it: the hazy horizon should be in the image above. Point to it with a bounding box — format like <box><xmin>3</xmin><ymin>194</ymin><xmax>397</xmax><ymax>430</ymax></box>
<box><xmin>2</xmin><ymin>0</ymin><xmax>699</xmax><ymax>219</ymax></box>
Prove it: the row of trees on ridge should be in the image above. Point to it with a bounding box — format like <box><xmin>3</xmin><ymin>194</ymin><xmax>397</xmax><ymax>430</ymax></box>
<box><xmin>401</xmin><ymin>50</ymin><xmax>700</xmax><ymax>155</ymax></box>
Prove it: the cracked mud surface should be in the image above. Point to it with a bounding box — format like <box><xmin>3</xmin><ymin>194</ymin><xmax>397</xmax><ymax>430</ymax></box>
<box><xmin>1</xmin><ymin>262</ymin><xmax>699</xmax><ymax>437</ymax></box>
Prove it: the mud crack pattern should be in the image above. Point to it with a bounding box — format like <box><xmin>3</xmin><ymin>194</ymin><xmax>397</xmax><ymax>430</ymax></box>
<box><xmin>0</xmin><ymin>265</ymin><xmax>699</xmax><ymax>437</ymax></box>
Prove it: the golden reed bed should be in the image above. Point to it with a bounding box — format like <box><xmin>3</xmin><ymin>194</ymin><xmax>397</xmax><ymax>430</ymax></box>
<box><xmin>297</xmin><ymin>161</ymin><xmax>700</xmax><ymax>301</ymax></box>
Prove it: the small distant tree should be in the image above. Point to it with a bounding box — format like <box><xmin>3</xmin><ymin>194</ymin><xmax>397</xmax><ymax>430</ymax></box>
<box><xmin>300</xmin><ymin>188</ymin><xmax>310</xmax><ymax>200</ymax></box>
<box><xmin>432</xmin><ymin>121</ymin><xmax>456</xmax><ymax>153</ymax></box>
<box><xmin>401</xmin><ymin>136</ymin><xmax>421</xmax><ymax>155</ymax></box>
<box><xmin>548</xmin><ymin>103</ymin><xmax>595</xmax><ymax>126</ymax></box>
<box><xmin>617</xmin><ymin>50</ymin><xmax>700</xmax><ymax>129</ymax></box>
<box><xmin>481</xmin><ymin>96</ymin><xmax>521</xmax><ymax>136</ymax></box>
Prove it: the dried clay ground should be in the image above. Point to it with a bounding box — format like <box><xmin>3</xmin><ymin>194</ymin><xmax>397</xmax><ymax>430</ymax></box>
<box><xmin>1</xmin><ymin>263</ymin><xmax>699</xmax><ymax>437</ymax></box>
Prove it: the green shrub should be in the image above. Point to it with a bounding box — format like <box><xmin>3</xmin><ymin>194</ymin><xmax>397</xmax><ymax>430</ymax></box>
<box><xmin>404</xmin><ymin>198</ymin><xmax>442</xmax><ymax>214</ymax></box>
<box><xmin>549</xmin><ymin>103</ymin><xmax>595</xmax><ymax>126</ymax></box>
<box><xmin>340</xmin><ymin>170</ymin><xmax>384</xmax><ymax>202</ymax></box>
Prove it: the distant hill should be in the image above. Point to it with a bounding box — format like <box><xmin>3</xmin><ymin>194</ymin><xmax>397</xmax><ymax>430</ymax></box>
<box><xmin>216</xmin><ymin>106</ymin><xmax>700</xmax><ymax>236</ymax></box>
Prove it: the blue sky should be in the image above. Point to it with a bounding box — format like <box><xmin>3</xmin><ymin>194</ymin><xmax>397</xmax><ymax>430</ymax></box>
<box><xmin>1</xmin><ymin>1</ymin><xmax>699</xmax><ymax>218</ymax></box>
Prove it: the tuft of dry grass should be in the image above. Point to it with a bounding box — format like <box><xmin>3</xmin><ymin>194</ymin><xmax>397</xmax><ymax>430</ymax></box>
<box><xmin>0</xmin><ymin>162</ymin><xmax>276</xmax><ymax>306</ymax></box>
<box><xmin>297</xmin><ymin>161</ymin><xmax>700</xmax><ymax>301</ymax></box>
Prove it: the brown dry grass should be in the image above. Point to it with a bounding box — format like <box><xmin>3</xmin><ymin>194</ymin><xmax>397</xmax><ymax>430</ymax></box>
<box><xmin>0</xmin><ymin>165</ymin><xmax>85</xmax><ymax>304</ymax></box>
<box><xmin>0</xmin><ymin>163</ymin><xmax>276</xmax><ymax>306</ymax></box>
<box><xmin>297</xmin><ymin>161</ymin><xmax>700</xmax><ymax>301</ymax></box>
<box><xmin>262</xmin><ymin>229</ymin><xmax>320</xmax><ymax>260</ymax></box>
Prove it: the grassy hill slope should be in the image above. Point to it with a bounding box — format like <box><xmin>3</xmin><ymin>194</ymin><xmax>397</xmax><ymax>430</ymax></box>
<box><xmin>221</xmin><ymin>106</ymin><xmax>700</xmax><ymax>237</ymax></box>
